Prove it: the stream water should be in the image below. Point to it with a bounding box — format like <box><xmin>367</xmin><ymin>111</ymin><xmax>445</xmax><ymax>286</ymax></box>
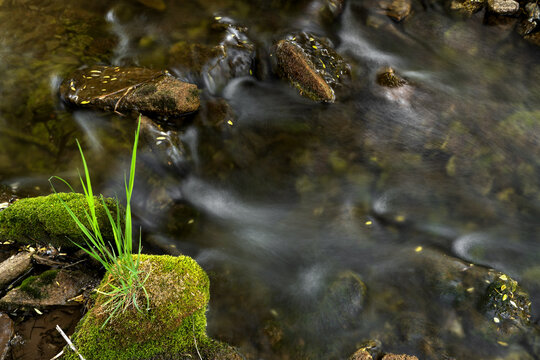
<box><xmin>1</xmin><ymin>0</ymin><xmax>540</xmax><ymax>359</ymax></box>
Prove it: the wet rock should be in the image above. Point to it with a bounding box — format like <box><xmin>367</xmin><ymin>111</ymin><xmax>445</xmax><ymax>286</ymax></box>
<box><xmin>449</xmin><ymin>0</ymin><xmax>486</xmax><ymax>17</ymax></box>
<box><xmin>0</xmin><ymin>252</ymin><xmax>32</xmax><ymax>289</ymax></box>
<box><xmin>0</xmin><ymin>269</ymin><xmax>95</xmax><ymax>310</ymax></box>
<box><xmin>376</xmin><ymin>67</ymin><xmax>407</xmax><ymax>88</ymax></box>
<box><xmin>0</xmin><ymin>193</ymin><xmax>119</xmax><ymax>248</ymax></box>
<box><xmin>168</xmin><ymin>41</ymin><xmax>219</xmax><ymax>74</ymax></box>
<box><xmin>203</xmin><ymin>17</ymin><xmax>256</xmax><ymax>93</ymax></box>
<box><xmin>379</xmin><ymin>0</ymin><xmax>412</xmax><ymax>21</ymax></box>
<box><xmin>517</xmin><ymin>2</ymin><xmax>540</xmax><ymax>35</ymax></box>
<box><xmin>319</xmin><ymin>0</ymin><xmax>346</xmax><ymax>24</ymax></box>
<box><xmin>273</xmin><ymin>32</ymin><xmax>350</xmax><ymax>102</ymax></box>
<box><xmin>480</xmin><ymin>273</ymin><xmax>531</xmax><ymax>331</ymax></box>
<box><xmin>60</xmin><ymin>66</ymin><xmax>200</xmax><ymax>117</ymax></box>
<box><xmin>382</xmin><ymin>355</ymin><xmax>419</xmax><ymax>360</ymax></box>
<box><xmin>487</xmin><ymin>0</ymin><xmax>519</xmax><ymax>15</ymax></box>
<box><xmin>524</xmin><ymin>31</ymin><xmax>540</xmax><ymax>46</ymax></box>
<box><xmin>0</xmin><ymin>313</ymin><xmax>14</xmax><ymax>360</ymax></box>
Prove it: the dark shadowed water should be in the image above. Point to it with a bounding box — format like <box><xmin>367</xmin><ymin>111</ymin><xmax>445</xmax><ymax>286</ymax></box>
<box><xmin>1</xmin><ymin>0</ymin><xmax>540</xmax><ymax>359</ymax></box>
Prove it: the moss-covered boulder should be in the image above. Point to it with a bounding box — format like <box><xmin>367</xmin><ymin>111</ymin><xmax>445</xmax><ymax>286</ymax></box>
<box><xmin>60</xmin><ymin>66</ymin><xmax>200</xmax><ymax>117</ymax></box>
<box><xmin>63</xmin><ymin>255</ymin><xmax>241</xmax><ymax>360</ymax></box>
<box><xmin>0</xmin><ymin>193</ymin><xmax>119</xmax><ymax>248</ymax></box>
<box><xmin>272</xmin><ymin>32</ymin><xmax>350</xmax><ymax>102</ymax></box>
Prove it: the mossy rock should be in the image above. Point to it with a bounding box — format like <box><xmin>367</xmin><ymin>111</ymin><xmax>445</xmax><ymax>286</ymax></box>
<box><xmin>0</xmin><ymin>193</ymin><xmax>120</xmax><ymax>248</ymax></box>
<box><xmin>63</xmin><ymin>255</ymin><xmax>242</xmax><ymax>360</ymax></box>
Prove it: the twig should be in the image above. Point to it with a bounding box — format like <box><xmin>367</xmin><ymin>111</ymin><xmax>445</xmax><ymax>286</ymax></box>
<box><xmin>192</xmin><ymin>319</ymin><xmax>203</xmax><ymax>360</ymax></box>
<box><xmin>56</xmin><ymin>325</ymin><xmax>85</xmax><ymax>360</ymax></box>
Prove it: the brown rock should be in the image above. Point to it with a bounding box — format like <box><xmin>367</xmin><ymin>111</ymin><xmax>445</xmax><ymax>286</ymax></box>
<box><xmin>379</xmin><ymin>0</ymin><xmax>412</xmax><ymax>21</ymax></box>
<box><xmin>0</xmin><ymin>313</ymin><xmax>14</xmax><ymax>360</ymax></box>
<box><xmin>0</xmin><ymin>252</ymin><xmax>32</xmax><ymax>289</ymax></box>
<box><xmin>273</xmin><ymin>33</ymin><xmax>350</xmax><ymax>102</ymax></box>
<box><xmin>275</xmin><ymin>41</ymin><xmax>335</xmax><ymax>102</ymax></box>
<box><xmin>60</xmin><ymin>66</ymin><xmax>200</xmax><ymax>117</ymax></box>
<box><xmin>0</xmin><ymin>269</ymin><xmax>95</xmax><ymax>310</ymax></box>
<box><xmin>487</xmin><ymin>0</ymin><xmax>519</xmax><ymax>15</ymax></box>
<box><xmin>382</xmin><ymin>354</ymin><xmax>419</xmax><ymax>360</ymax></box>
<box><xmin>349</xmin><ymin>349</ymin><xmax>373</xmax><ymax>360</ymax></box>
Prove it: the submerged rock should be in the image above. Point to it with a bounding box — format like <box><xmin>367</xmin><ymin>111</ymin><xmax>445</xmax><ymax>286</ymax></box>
<box><xmin>63</xmin><ymin>255</ymin><xmax>242</xmax><ymax>360</ymax></box>
<box><xmin>481</xmin><ymin>273</ymin><xmax>531</xmax><ymax>331</ymax></box>
<box><xmin>60</xmin><ymin>66</ymin><xmax>200</xmax><ymax>117</ymax></box>
<box><xmin>0</xmin><ymin>313</ymin><xmax>13</xmax><ymax>360</ymax></box>
<box><xmin>487</xmin><ymin>0</ymin><xmax>519</xmax><ymax>15</ymax></box>
<box><xmin>273</xmin><ymin>32</ymin><xmax>350</xmax><ymax>102</ymax></box>
<box><xmin>0</xmin><ymin>193</ymin><xmax>119</xmax><ymax>248</ymax></box>
<box><xmin>0</xmin><ymin>269</ymin><xmax>95</xmax><ymax>310</ymax></box>
<box><xmin>319</xmin><ymin>0</ymin><xmax>346</xmax><ymax>24</ymax></box>
<box><xmin>350</xmin><ymin>349</ymin><xmax>374</xmax><ymax>360</ymax></box>
<box><xmin>0</xmin><ymin>252</ymin><xmax>32</xmax><ymax>289</ymax></box>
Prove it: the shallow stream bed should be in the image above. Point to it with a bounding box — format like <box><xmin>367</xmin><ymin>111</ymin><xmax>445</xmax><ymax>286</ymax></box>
<box><xmin>0</xmin><ymin>0</ymin><xmax>540</xmax><ymax>359</ymax></box>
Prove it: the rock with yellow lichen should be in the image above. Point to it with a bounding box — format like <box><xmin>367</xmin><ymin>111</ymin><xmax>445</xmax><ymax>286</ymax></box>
<box><xmin>272</xmin><ymin>32</ymin><xmax>350</xmax><ymax>102</ymax></box>
<box><xmin>62</xmin><ymin>255</ymin><xmax>242</xmax><ymax>360</ymax></box>
<box><xmin>60</xmin><ymin>66</ymin><xmax>200</xmax><ymax>117</ymax></box>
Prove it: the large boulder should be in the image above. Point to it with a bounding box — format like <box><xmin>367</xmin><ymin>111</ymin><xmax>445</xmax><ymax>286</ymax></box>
<box><xmin>62</xmin><ymin>255</ymin><xmax>242</xmax><ymax>360</ymax></box>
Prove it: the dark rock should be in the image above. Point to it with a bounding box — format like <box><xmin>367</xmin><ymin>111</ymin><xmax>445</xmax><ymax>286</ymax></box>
<box><xmin>524</xmin><ymin>31</ymin><xmax>540</xmax><ymax>46</ymax></box>
<box><xmin>168</xmin><ymin>41</ymin><xmax>219</xmax><ymax>74</ymax></box>
<box><xmin>0</xmin><ymin>252</ymin><xmax>32</xmax><ymax>289</ymax></box>
<box><xmin>480</xmin><ymin>273</ymin><xmax>531</xmax><ymax>331</ymax></box>
<box><xmin>379</xmin><ymin>0</ymin><xmax>412</xmax><ymax>21</ymax></box>
<box><xmin>319</xmin><ymin>0</ymin><xmax>346</xmax><ymax>24</ymax></box>
<box><xmin>449</xmin><ymin>0</ymin><xmax>486</xmax><ymax>17</ymax></box>
<box><xmin>0</xmin><ymin>313</ymin><xmax>14</xmax><ymax>360</ymax></box>
<box><xmin>60</xmin><ymin>66</ymin><xmax>200</xmax><ymax>117</ymax></box>
<box><xmin>0</xmin><ymin>269</ymin><xmax>96</xmax><ymax>310</ymax></box>
<box><xmin>273</xmin><ymin>32</ymin><xmax>350</xmax><ymax>102</ymax></box>
<box><xmin>487</xmin><ymin>0</ymin><xmax>519</xmax><ymax>15</ymax></box>
<box><xmin>376</xmin><ymin>67</ymin><xmax>407</xmax><ymax>88</ymax></box>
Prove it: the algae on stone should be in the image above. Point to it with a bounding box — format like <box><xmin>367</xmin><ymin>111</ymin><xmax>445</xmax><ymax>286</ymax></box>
<box><xmin>0</xmin><ymin>193</ymin><xmax>120</xmax><ymax>248</ymax></box>
<box><xmin>63</xmin><ymin>255</ymin><xmax>241</xmax><ymax>360</ymax></box>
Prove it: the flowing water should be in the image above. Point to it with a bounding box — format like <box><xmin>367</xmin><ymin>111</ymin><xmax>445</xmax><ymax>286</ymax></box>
<box><xmin>1</xmin><ymin>0</ymin><xmax>540</xmax><ymax>359</ymax></box>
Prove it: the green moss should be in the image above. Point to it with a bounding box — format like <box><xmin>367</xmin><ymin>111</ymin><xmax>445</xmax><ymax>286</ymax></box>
<box><xmin>0</xmin><ymin>192</ymin><xmax>120</xmax><ymax>248</ymax></box>
<box><xmin>135</xmin><ymin>84</ymin><xmax>158</xmax><ymax>97</ymax></box>
<box><xmin>150</xmin><ymin>95</ymin><xmax>177</xmax><ymax>112</ymax></box>
<box><xmin>18</xmin><ymin>269</ymin><xmax>59</xmax><ymax>299</ymax></box>
<box><xmin>62</xmin><ymin>255</ymin><xmax>240</xmax><ymax>360</ymax></box>
<box><xmin>19</xmin><ymin>275</ymin><xmax>42</xmax><ymax>299</ymax></box>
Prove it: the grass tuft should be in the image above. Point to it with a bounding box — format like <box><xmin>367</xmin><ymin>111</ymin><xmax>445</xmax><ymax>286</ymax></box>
<box><xmin>49</xmin><ymin>115</ymin><xmax>149</xmax><ymax>328</ymax></box>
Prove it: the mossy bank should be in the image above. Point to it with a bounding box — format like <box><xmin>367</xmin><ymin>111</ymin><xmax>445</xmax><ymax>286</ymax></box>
<box><xmin>0</xmin><ymin>193</ymin><xmax>120</xmax><ymax>248</ymax></box>
<box><xmin>62</xmin><ymin>254</ymin><xmax>242</xmax><ymax>360</ymax></box>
